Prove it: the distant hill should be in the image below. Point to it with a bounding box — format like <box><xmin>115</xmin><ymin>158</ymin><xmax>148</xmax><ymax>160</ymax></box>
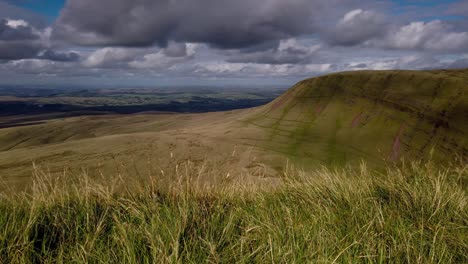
<box><xmin>0</xmin><ymin>69</ymin><xmax>466</xmax><ymax>188</ymax></box>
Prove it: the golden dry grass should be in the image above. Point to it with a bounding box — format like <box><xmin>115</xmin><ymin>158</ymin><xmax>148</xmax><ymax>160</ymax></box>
<box><xmin>0</xmin><ymin>160</ymin><xmax>466</xmax><ymax>263</ymax></box>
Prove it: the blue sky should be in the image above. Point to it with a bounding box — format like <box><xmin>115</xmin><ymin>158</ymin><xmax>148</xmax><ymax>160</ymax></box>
<box><xmin>15</xmin><ymin>0</ymin><xmax>461</xmax><ymax>18</ymax></box>
<box><xmin>15</xmin><ymin>0</ymin><xmax>65</xmax><ymax>20</ymax></box>
<box><xmin>17</xmin><ymin>0</ymin><xmax>463</xmax><ymax>21</ymax></box>
<box><xmin>390</xmin><ymin>0</ymin><xmax>464</xmax><ymax>20</ymax></box>
<box><xmin>0</xmin><ymin>0</ymin><xmax>467</xmax><ymax>87</ymax></box>
<box><xmin>392</xmin><ymin>0</ymin><xmax>457</xmax><ymax>6</ymax></box>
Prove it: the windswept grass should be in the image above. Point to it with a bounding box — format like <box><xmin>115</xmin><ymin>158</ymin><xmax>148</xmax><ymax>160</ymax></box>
<box><xmin>0</xmin><ymin>161</ymin><xmax>466</xmax><ymax>263</ymax></box>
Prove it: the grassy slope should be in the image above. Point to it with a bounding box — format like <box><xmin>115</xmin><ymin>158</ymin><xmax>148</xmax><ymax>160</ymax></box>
<box><xmin>242</xmin><ymin>69</ymin><xmax>468</xmax><ymax>167</ymax></box>
<box><xmin>0</xmin><ymin>110</ymin><xmax>269</xmax><ymax>187</ymax></box>
<box><xmin>0</xmin><ymin>162</ymin><xmax>466</xmax><ymax>263</ymax></box>
<box><xmin>0</xmin><ymin>69</ymin><xmax>467</xmax><ymax>186</ymax></box>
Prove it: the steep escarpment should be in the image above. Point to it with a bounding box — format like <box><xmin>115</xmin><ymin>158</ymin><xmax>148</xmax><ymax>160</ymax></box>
<box><xmin>241</xmin><ymin>70</ymin><xmax>468</xmax><ymax>167</ymax></box>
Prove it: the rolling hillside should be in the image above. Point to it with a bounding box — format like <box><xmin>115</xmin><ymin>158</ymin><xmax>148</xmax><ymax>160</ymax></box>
<box><xmin>0</xmin><ymin>69</ymin><xmax>467</xmax><ymax>189</ymax></box>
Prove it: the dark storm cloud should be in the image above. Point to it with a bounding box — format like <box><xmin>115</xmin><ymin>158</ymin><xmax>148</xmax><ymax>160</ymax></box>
<box><xmin>0</xmin><ymin>18</ymin><xmax>38</xmax><ymax>40</ymax></box>
<box><xmin>226</xmin><ymin>39</ymin><xmax>321</xmax><ymax>65</ymax></box>
<box><xmin>0</xmin><ymin>41</ymin><xmax>41</xmax><ymax>60</ymax></box>
<box><xmin>52</xmin><ymin>0</ymin><xmax>339</xmax><ymax>49</ymax></box>
<box><xmin>163</xmin><ymin>42</ymin><xmax>188</xmax><ymax>57</ymax></box>
<box><xmin>0</xmin><ymin>18</ymin><xmax>82</xmax><ymax>62</ymax></box>
<box><xmin>0</xmin><ymin>2</ymin><xmax>55</xmax><ymax>61</ymax></box>
<box><xmin>446</xmin><ymin>58</ymin><xmax>468</xmax><ymax>69</ymax></box>
<box><xmin>0</xmin><ymin>18</ymin><xmax>42</xmax><ymax>60</ymax></box>
<box><xmin>0</xmin><ymin>1</ymin><xmax>46</xmax><ymax>27</ymax></box>
<box><xmin>37</xmin><ymin>49</ymin><xmax>80</xmax><ymax>62</ymax></box>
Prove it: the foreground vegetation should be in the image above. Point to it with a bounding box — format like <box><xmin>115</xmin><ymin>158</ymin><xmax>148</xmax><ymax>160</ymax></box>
<box><xmin>0</xmin><ymin>161</ymin><xmax>466</xmax><ymax>263</ymax></box>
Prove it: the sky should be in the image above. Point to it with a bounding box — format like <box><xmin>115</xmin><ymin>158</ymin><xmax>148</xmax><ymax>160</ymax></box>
<box><xmin>0</xmin><ymin>0</ymin><xmax>467</xmax><ymax>87</ymax></box>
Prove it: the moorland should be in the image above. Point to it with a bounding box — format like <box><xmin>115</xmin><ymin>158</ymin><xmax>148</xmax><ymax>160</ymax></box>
<box><xmin>0</xmin><ymin>69</ymin><xmax>466</xmax><ymax>263</ymax></box>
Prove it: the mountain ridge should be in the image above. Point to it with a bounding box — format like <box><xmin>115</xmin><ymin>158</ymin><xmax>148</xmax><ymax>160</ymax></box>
<box><xmin>238</xmin><ymin>69</ymin><xmax>467</xmax><ymax>166</ymax></box>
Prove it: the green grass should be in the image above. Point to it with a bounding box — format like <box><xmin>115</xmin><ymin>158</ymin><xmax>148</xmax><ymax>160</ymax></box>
<box><xmin>0</xmin><ymin>161</ymin><xmax>466</xmax><ymax>263</ymax></box>
<box><xmin>246</xmin><ymin>69</ymin><xmax>468</xmax><ymax>168</ymax></box>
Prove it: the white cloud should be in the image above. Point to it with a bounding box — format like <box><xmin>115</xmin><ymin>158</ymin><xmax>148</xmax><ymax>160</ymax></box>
<box><xmin>389</xmin><ymin>21</ymin><xmax>443</xmax><ymax>49</ymax></box>
<box><xmin>83</xmin><ymin>47</ymin><xmax>141</xmax><ymax>67</ymax></box>
<box><xmin>5</xmin><ymin>18</ymin><xmax>29</xmax><ymax>28</ymax></box>
<box><xmin>340</xmin><ymin>54</ymin><xmax>444</xmax><ymax>71</ymax></box>
<box><xmin>323</xmin><ymin>9</ymin><xmax>386</xmax><ymax>46</ymax></box>
<box><xmin>341</xmin><ymin>9</ymin><xmax>365</xmax><ymax>23</ymax></box>
<box><xmin>1</xmin><ymin>59</ymin><xmax>61</xmax><ymax>74</ymax></box>
<box><xmin>385</xmin><ymin>20</ymin><xmax>468</xmax><ymax>52</ymax></box>
<box><xmin>278</xmin><ymin>38</ymin><xmax>320</xmax><ymax>54</ymax></box>
<box><xmin>195</xmin><ymin>62</ymin><xmax>333</xmax><ymax>77</ymax></box>
<box><xmin>129</xmin><ymin>44</ymin><xmax>196</xmax><ymax>69</ymax></box>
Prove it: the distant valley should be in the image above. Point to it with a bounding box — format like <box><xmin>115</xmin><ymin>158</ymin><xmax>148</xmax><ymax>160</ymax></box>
<box><xmin>0</xmin><ymin>86</ymin><xmax>285</xmax><ymax>126</ymax></box>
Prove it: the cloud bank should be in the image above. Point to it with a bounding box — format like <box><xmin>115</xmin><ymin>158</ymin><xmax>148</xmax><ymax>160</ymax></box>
<box><xmin>0</xmin><ymin>0</ymin><xmax>467</xmax><ymax>86</ymax></box>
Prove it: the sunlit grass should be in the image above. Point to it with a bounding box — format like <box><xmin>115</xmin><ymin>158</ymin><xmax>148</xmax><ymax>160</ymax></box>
<box><xmin>0</xmin><ymin>161</ymin><xmax>466</xmax><ymax>263</ymax></box>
